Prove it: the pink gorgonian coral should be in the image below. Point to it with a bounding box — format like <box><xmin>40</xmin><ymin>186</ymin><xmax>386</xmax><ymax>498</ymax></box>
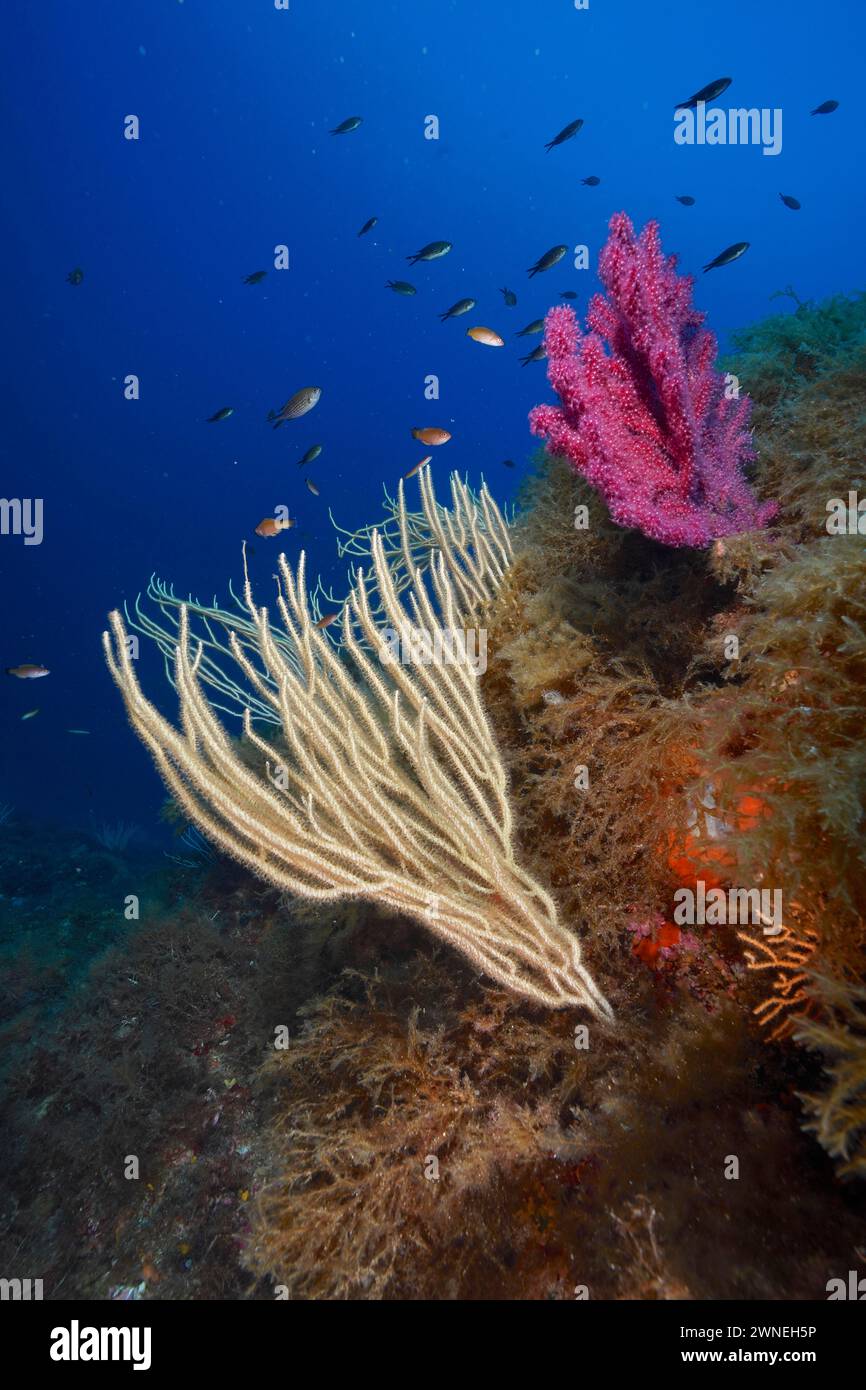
<box><xmin>529</xmin><ymin>212</ymin><xmax>777</xmax><ymax>548</ymax></box>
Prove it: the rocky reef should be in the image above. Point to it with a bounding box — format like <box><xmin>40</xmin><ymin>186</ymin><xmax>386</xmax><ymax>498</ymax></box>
<box><xmin>1</xmin><ymin>291</ymin><xmax>864</xmax><ymax>1300</ymax></box>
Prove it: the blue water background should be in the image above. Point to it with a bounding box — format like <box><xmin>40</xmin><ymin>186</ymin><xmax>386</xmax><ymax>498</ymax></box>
<box><xmin>1</xmin><ymin>0</ymin><xmax>862</xmax><ymax>828</ymax></box>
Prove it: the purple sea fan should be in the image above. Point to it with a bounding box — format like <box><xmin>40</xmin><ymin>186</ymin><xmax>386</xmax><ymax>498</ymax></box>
<box><xmin>529</xmin><ymin>212</ymin><xmax>777</xmax><ymax>548</ymax></box>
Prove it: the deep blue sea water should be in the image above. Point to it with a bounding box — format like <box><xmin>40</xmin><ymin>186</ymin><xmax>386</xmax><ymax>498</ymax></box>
<box><xmin>2</xmin><ymin>0</ymin><xmax>863</xmax><ymax>830</ymax></box>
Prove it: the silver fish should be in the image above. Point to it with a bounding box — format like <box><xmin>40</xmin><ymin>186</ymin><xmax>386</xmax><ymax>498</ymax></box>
<box><xmin>267</xmin><ymin>387</ymin><xmax>322</xmax><ymax>428</ymax></box>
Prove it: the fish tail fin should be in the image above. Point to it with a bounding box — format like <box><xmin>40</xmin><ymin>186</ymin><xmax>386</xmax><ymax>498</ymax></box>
<box><xmin>527</xmin><ymin>268</ymin><xmax>537</xmax><ymax>278</ymax></box>
<box><xmin>272</xmin><ymin>420</ymin><xmax>283</xmax><ymax>430</ymax></box>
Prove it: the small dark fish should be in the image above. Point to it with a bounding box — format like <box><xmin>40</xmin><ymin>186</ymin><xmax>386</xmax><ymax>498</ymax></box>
<box><xmin>244</xmin><ymin>270</ymin><xmax>267</xmax><ymax>284</ymax></box>
<box><xmin>315</xmin><ymin>613</ymin><xmax>340</xmax><ymax>630</ymax></box>
<box><xmin>559</xmin><ymin>292</ymin><xmax>577</xmax><ymax>301</ymax></box>
<box><xmin>779</xmin><ymin>193</ymin><xmax>801</xmax><ymax>211</ymax></box>
<box><xmin>675</xmin><ymin>77</ymin><xmax>732</xmax><ymax>110</ymax></box>
<box><xmin>527</xmin><ymin>245</ymin><xmax>568</xmax><ymax>278</ymax></box>
<box><xmin>403</xmin><ymin>455</ymin><xmax>433</xmax><ymax>479</ymax></box>
<box><xmin>702</xmin><ymin>241</ymin><xmax>749</xmax><ymax>273</ymax></box>
<box><xmin>7</xmin><ymin>664</ymin><xmax>49</xmax><ymax>679</ymax></box>
<box><xmin>811</xmin><ymin>100</ymin><xmax>838</xmax><ymax>115</ymax></box>
<box><xmin>520</xmin><ymin>345</ymin><xmax>547</xmax><ymax>366</ymax></box>
<box><xmin>439</xmin><ymin>297</ymin><xmax>475</xmax><ymax>321</ymax></box>
<box><xmin>330</xmin><ymin>116</ymin><xmax>362</xmax><ymax>135</ymax></box>
<box><xmin>386</xmin><ymin>280</ymin><xmax>417</xmax><ymax>295</ymax></box>
<box><xmin>581</xmin><ymin>176</ymin><xmax>601</xmax><ymax>186</ymax></box>
<box><xmin>501</xmin><ymin>459</ymin><xmax>515</xmax><ymax>469</ymax></box>
<box><xmin>66</xmin><ymin>268</ymin><xmax>84</xmax><ymax>285</ymax></box>
<box><xmin>675</xmin><ymin>195</ymin><xmax>696</xmax><ymax>206</ymax></box>
<box><xmin>515</xmin><ymin>318</ymin><xmax>544</xmax><ymax>337</ymax></box>
<box><xmin>499</xmin><ymin>287</ymin><xmax>517</xmax><ymax>306</ymax></box>
<box><xmin>407</xmin><ymin>241</ymin><xmax>452</xmax><ymax>264</ymax></box>
<box><xmin>267</xmin><ymin>387</ymin><xmax>322</xmax><ymax>428</ymax></box>
<box><xmin>297</xmin><ymin>444</ymin><xmax>323</xmax><ymax>467</ymax></box>
<box><xmin>207</xmin><ymin>407</ymin><xmax>234</xmax><ymax>422</ymax></box>
<box><xmin>357</xmin><ymin>217</ymin><xmax>378</xmax><ymax>237</ymax></box>
<box><xmin>306</xmin><ymin>478</ymin><xmax>320</xmax><ymax>496</ymax></box>
<box><xmin>545</xmin><ymin>118</ymin><xmax>583</xmax><ymax>152</ymax></box>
